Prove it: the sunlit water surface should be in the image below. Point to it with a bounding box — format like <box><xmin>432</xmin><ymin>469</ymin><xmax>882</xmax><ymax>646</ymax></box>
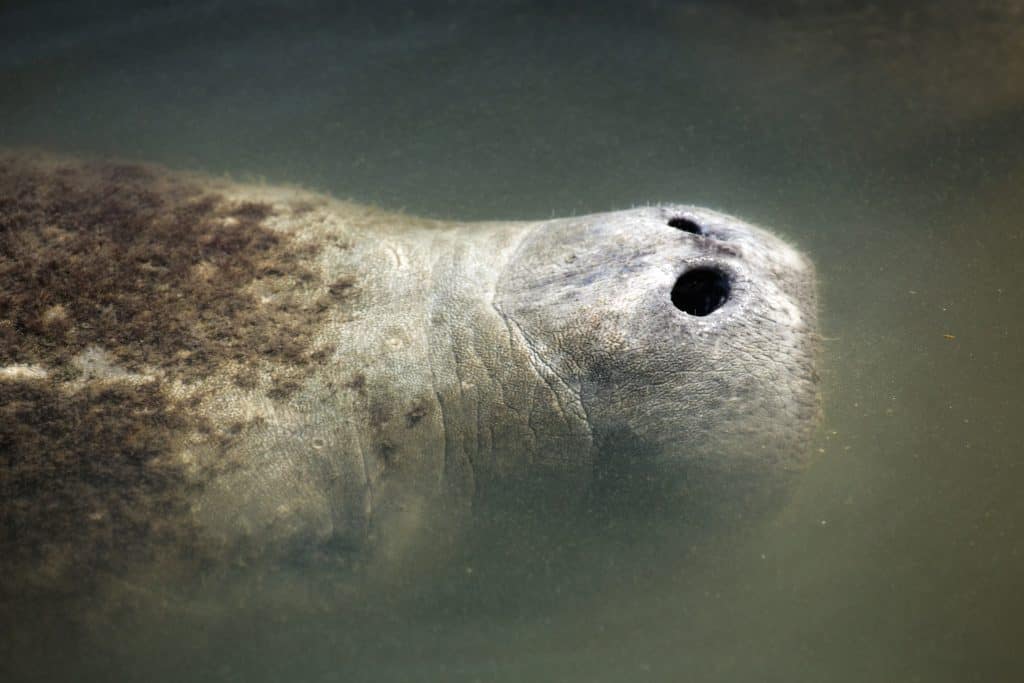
<box><xmin>2</xmin><ymin>1</ymin><xmax>1022</xmax><ymax>681</ymax></box>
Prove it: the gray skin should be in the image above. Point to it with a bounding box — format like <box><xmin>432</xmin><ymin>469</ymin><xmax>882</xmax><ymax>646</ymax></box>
<box><xmin>190</xmin><ymin>198</ymin><xmax>819</xmax><ymax>567</ymax></box>
<box><xmin>0</xmin><ymin>156</ymin><xmax>818</xmax><ymax>591</ymax></box>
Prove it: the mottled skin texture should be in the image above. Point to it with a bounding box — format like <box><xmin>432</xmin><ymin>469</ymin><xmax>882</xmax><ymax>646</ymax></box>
<box><xmin>0</xmin><ymin>153</ymin><xmax>818</xmax><ymax>603</ymax></box>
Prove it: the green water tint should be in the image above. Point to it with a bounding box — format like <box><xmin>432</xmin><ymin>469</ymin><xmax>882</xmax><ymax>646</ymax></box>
<box><xmin>2</xmin><ymin>1</ymin><xmax>1022</xmax><ymax>681</ymax></box>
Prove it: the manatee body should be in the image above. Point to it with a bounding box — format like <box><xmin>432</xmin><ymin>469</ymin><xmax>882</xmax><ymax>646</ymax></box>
<box><xmin>0</xmin><ymin>154</ymin><xmax>818</xmax><ymax>598</ymax></box>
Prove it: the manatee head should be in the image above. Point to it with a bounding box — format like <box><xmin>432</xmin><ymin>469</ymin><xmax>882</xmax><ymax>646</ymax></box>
<box><xmin>496</xmin><ymin>205</ymin><xmax>819</xmax><ymax>509</ymax></box>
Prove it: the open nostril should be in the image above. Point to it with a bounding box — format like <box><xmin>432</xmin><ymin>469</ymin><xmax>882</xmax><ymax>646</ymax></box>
<box><xmin>671</xmin><ymin>268</ymin><xmax>731</xmax><ymax>316</ymax></box>
<box><xmin>668</xmin><ymin>217</ymin><xmax>703</xmax><ymax>235</ymax></box>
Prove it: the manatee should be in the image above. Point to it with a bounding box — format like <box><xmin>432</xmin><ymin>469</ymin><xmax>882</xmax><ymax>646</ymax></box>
<box><xmin>0</xmin><ymin>153</ymin><xmax>819</xmax><ymax>603</ymax></box>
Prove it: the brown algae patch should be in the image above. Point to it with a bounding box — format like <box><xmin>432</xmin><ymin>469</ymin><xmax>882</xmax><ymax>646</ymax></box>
<box><xmin>0</xmin><ymin>155</ymin><xmax>344</xmax><ymax>598</ymax></box>
<box><xmin>0</xmin><ymin>156</ymin><xmax>329</xmax><ymax>377</ymax></box>
<box><xmin>0</xmin><ymin>380</ymin><xmax>197</xmax><ymax>597</ymax></box>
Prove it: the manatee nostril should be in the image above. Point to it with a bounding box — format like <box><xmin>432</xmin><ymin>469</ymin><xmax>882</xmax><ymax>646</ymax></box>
<box><xmin>671</xmin><ymin>267</ymin><xmax>731</xmax><ymax>316</ymax></box>
<box><xmin>668</xmin><ymin>217</ymin><xmax>703</xmax><ymax>235</ymax></box>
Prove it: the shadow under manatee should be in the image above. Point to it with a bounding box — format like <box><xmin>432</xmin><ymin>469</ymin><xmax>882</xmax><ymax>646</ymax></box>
<box><xmin>0</xmin><ymin>427</ymin><xmax>807</xmax><ymax>683</ymax></box>
<box><xmin>417</xmin><ymin>424</ymin><xmax>800</xmax><ymax>621</ymax></box>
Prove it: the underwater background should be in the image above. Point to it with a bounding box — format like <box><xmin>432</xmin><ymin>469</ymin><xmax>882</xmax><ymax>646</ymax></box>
<box><xmin>2</xmin><ymin>1</ymin><xmax>1022</xmax><ymax>681</ymax></box>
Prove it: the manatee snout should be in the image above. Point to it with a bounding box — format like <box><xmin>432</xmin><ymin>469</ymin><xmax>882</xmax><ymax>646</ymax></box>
<box><xmin>497</xmin><ymin>205</ymin><xmax>819</xmax><ymax>501</ymax></box>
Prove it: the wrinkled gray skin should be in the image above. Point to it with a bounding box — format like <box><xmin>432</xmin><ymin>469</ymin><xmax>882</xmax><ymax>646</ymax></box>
<box><xmin>192</xmin><ymin>200</ymin><xmax>819</xmax><ymax>566</ymax></box>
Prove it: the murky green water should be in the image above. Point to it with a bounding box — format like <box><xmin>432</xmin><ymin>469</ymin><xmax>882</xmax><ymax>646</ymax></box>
<box><xmin>2</xmin><ymin>1</ymin><xmax>1023</xmax><ymax>681</ymax></box>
